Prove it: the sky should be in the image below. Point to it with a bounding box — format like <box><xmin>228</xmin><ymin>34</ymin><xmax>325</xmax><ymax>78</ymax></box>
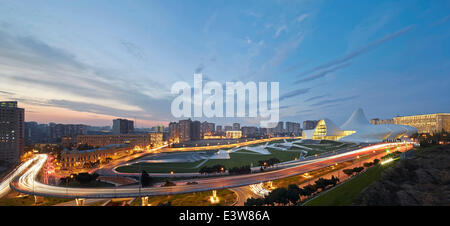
<box><xmin>0</xmin><ymin>0</ymin><xmax>449</xmax><ymax>128</ymax></box>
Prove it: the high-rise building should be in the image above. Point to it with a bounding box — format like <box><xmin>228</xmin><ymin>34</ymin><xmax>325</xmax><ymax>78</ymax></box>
<box><xmin>285</xmin><ymin>122</ymin><xmax>301</xmax><ymax>135</ymax></box>
<box><xmin>216</xmin><ymin>125</ymin><xmax>223</xmax><ymax>135</ymax></box>
<box><xmin>153</xmin><ymin>124</ymin><xmax>165</xmax><ymax>133</ymax></box>
<box><xmin>303</xmin><ymin>120</ymin><xmax>319</xmax><ymax>130</ymax></box>
<box><xmin>48</xmin><ymin>123</ymin><xmax>88</xmax><ymax>143</ymax></box>
<box><xmin>275</xmin><ymin>121</ymin><xmax>284</xmax><ymax>134</ymax></box>
<box><xmin>224</xmin><ymin>125</ymin><xmax>233</xmax><ymax>132</ymax></box>
<box><xmin>112</xmin><ymin>118</ymin><xmax>134</xmax><ymax>134</ymax></box>
<box><xmin>191</xmin><ymin>120</ymin><xmax>201</xmax><ymax>141</ymax></box>
<box><xmin>241</xmin><ymin>126</ymin><xmax>258</xmax><ymax>138</ymax></box>
<box><xmin>393</xmin><ymin>113</ymin><xmax>450</xmax><ymax>134</ymax></box>
<box><xmin>169</xmin><ymin>122</ymin><xmax>180</xmax><ymax>142</ymax></box>
<box><xmin>179</xmin><ymin>119</ymin><xmax>192</xmax><ymax>142</ymax></box>
<box><xmin>232</xmin><ymin>123</ymin><xmax>240</xmax><ymax>131</ymax></box>
<box><xmin>201</xmin><ymin>121</ymin><xmax>215</xmax><ymax>136</ymax></box>
<box><xmin>0</xmin><ymin>101</ymin><xmax>24</xmax><ymax>167</ymax></box>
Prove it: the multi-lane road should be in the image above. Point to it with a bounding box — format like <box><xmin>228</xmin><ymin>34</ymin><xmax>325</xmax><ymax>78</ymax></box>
<box><xmin>8</xmin><ymin>142</ymin><xmax>413</xmax><ymax>199</ymax></box>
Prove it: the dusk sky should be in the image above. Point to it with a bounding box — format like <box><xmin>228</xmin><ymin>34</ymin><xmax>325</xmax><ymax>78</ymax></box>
<box><xmin>0</xmin><ymin>0</ymin><xmax>449</xmax><ymax>128</ymax></box>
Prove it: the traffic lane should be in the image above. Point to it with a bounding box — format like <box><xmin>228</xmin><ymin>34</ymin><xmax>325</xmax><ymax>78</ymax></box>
<box><xmin>12</xmin><ymin>143</ymin><xmax>412</xmax><ymax>198</ymax></box>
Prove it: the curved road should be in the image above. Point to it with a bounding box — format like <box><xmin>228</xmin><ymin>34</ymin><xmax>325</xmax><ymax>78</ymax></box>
<box><xmin>10</xmin><ymin>142</ymin><xmax>413</xmax><ymax>199</ymax></box>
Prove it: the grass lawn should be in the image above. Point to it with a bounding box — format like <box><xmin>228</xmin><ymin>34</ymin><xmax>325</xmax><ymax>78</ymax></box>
<box><xmin>304</xmin><ymin>163</ymin><xmax>392</xmax><ymax>206</ymax></box>
<box><xmin>116</xmin><ymin>160</ymin><xmax>204</xmax><ymax>173</ymax></box>
<box><xmin>116</xmin><ymin>148</ymin><xmax>303</xmax><ymax>173</ymax></box>
<box><xmin>0</xmin><ymin>191</ymin><xmax>72</xmax><ymax>206</ymax></box>
<box><xmin>116</xmin><ymin>140</ymin><xmax>352</xmax><ymax>174</ymax></box>
<box><xmin>130</xmin><ymin>189</ymin><xmax>237</xmax><ymax>206</ymax></box>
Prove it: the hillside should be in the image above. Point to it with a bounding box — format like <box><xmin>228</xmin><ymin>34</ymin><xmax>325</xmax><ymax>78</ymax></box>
<box><xmin>354</xmin><ymin>145</ymin><xmax>450</xmax><ymax>206</ymax></box>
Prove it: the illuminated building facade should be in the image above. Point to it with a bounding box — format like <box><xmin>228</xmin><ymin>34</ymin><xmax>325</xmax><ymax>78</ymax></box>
<box><xmin>226</xmin><ymin>130</ymin><xmax>242</xmax><ymax>139</ymax></box>
<box><xmin>77</xmin><ymin>133</ymin><xmax>163</xmax><ymax>148</ymax></box>
<box><xmin>60</xmin><ymin>144</ymin><xmax>131</xmax><ymax>169</ymax></box>
<box><xmin>393</xmin><ymin>113</ymin><xmax>450</xmax><ymax>134</ymax></box>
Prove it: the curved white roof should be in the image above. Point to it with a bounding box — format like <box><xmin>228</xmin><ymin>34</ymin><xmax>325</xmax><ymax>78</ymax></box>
<box><xmin>340</xmin><ymin>108</ymin><xmax>418</xmax><ymax>143</ymax></box>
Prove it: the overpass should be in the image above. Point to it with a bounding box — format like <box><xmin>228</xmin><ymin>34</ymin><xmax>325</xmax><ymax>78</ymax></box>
<box><xmin>10</xmin><ymin>142</ymin><xmax>414</xmax><ymax>199</ymax></box>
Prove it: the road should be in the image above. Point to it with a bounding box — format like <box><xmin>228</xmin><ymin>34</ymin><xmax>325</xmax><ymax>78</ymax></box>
<box><xmin>230</xmin><ymin>186</ymin><xmax>259</xmax><ymax>206</ymax></box>
<box><xmin>9</xmin><ymin>142</ymin><xmax>414</xmax><ymax>199</ymax></box>
<box><xmin>0</xmin><ymin>155</ymin><xmax>39</xmax><ymax>199</ymax></box>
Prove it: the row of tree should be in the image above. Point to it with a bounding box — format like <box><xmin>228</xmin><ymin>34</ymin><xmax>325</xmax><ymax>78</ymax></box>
<box><xmin>228</xmin><ymin>165</ymin><xmax>251</xmax><ymax>175</ymax></box>
<box><xmin>245</xmin><ymin>176</ymin><xmax>340</xmax><ymax>206</ymax></box>
<box><xmin>60</xmin><ymin>172</ymin><xmax>99</xmax><ymax>185</ymax></box>
<box><xmin>258</xmin><ymin>158</ymin><xmax>280</xmax><ymax>168</ymax></box>
<box><xmin>199</xmin><ymin>164</ymin><xmax>226</xmax><ymax>174</ymax></box>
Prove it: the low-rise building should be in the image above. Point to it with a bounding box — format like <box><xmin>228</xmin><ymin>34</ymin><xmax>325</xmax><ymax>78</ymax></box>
<box><xmin>394</xmin><ymin>113</ymin><xmax>450</xmax><ymax>134</ymax></box>
<box><xmin>226</xmin><ymin>130</ymin><xmax>242</xmax><ymax>139</ymax></box>
<box><xmin>60</xmin><ymin>144</ymin><xmax>131</xmax><ymax>169</ymax></box>
<box><xmin>77</xmin><ymin>132</ymin><xmax>163</xmax><ymax>148</ymax></box>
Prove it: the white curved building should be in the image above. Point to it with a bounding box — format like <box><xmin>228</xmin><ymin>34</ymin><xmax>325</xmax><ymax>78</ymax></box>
<box><xmin>302</xmin><ymin>108</ymin><xmax>418</xmax><ymax>143</ymax></box>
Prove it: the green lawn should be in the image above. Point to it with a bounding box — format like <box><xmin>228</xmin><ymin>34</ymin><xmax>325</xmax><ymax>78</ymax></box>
<box><xmin>116</xmin><ymin>140</ymin><xmax>351</xmax><ymax>174</ymax></box>
<box><xmin>116</xmin><ymin>148</ymin><xmax>303</xmax><ymax>173</ymax></box>
<box><xmin>0</xmin><ymin>191</ymin><xmax>72</xmax><ymax>206</ymax></box>
<box><xmin>304</xmin><ymin>163</ymin><xmax>392</xmax><ymax>206</ymax></box>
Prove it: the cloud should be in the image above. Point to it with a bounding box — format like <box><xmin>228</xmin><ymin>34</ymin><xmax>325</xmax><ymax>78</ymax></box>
<box><xmin>274</xmin><ymin>25</ymin><xmax>287</xmax><ymax>38</ymax></box>
<box><xmin>195</xmin><ymin>64</ymin><xmax>205</xmax><ymax>73</ymax></box>
<box><xmin>297</xmin><ymin>25</ymin><xmax>415</xmax><ymax>78</ymax></box>
<box><xmin>310</xmin><ymin>95</ymin><xmax>359</xmax><ymax>107</ymax></box>
<box><xmin>296</xmin><ymin>109</ymin><xmax>313</xmax><ymax>114</ymax></box>
<box><xmin>279</xmin><ymin>105</ymin><xmax>293</xmax><ymax>110</ymax></box>
<box><xmin>296</xmin><ymin>14</ymin><xmax>309</xmax><ymax>23</ymax></box>
<box><xmin>304</xmin><ymin>94</ymin><xmax>330</xmax><ymax>102</ymax></box>
<box><xmin>279</xmin><ymin>87</ymin><xmax>311</xmax><ymax>101</ymax></box>
<box><xmin>294</xmin><ymin>62</ymin><xmax>351</xmax><ymax>83</ymax></box>
<box><xmin>0</xmin><ymin>29</ymin><xmax>173</xmax><ymax>123</ymax></box>
<box><xmin>120</xmin><ymin>40</ymin><xmax>147</xmax><ymax>60</ymax></box>
<box><xmin>0</xmin><ymin>90</ymin><xmax>15</xmax><ymax>96</ymax></box>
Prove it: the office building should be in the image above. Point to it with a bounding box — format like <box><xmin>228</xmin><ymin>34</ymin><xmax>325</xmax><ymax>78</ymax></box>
<box><xmin>393</xmin><ymin>113</ymin><xmax>450</xmax><ymax>134</ymax></box>
<box><xmin>0</xmin><ymin>101</ymin><xmax>24</xmax><ymax>166</ymax></box>
<box><xmin>112</xmin><ymin>118</ymin><xmax>134</xmax><ymax>134</ymax></box>
<box><xmin>303</xmin><ymin>120</ymin><xmax>319</xmax><ymax>130</ymax></box>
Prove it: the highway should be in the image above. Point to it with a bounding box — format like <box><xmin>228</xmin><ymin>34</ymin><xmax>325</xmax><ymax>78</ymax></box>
<box><xmin>0</xmin><ymin>155</ymin><xmax>40</xmax><ymax>198</ymax></box>
<box><xmin>9</xmin><ymin>142</ymin><xmax>413</xmax><ymax>199</ymax></box>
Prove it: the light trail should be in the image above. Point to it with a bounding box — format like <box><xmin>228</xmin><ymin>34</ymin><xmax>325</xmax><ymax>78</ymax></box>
<box><xmin>249</xmin><ymin>183</ymin><xmax>270</xmax><ymax>197</ymax></box>
<box><xmin>10</xmin><ymin>142</ymin><xmax>414</xmax><ymax>199</ymax></box>
<box><xmin>0</xmin><ymin>155</ymin><xmax>40</xmax><ymax>198</ymax></box>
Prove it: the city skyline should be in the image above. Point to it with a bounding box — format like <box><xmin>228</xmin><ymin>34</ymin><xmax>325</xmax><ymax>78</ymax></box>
<box><xmin>0</xmin><ymin>0</ymin><xmax>449</xmax><ymax>127</ymax></box>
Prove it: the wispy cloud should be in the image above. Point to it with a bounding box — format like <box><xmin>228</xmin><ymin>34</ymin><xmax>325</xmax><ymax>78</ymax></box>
<box><xmin>296</xmin><ymin>14</ymin><xmax>309</xmax><ymax>23</ymax></box>
<box><xmin>295</xmin><ymin>62</ymin><xmax>351</xmax><ymax>83</ymax></box>
<box><xmin>120</xmin><ymin>40</ymin><xmax>147</xmax><ymax>61</ymax></box>
<box><xmin>297</xmin><ymin>25</ymin><xmax>415</xmax><ymax>78</ymax></box>
<box><xmin>280</xmin><ymin>87</ymin><xmax>311</xmax><ymax>101</ymax></box>
<box><xmin>0</xmin><ymin>29</ymin><xmax>172</xmax><ymax>123</ymax></box>
<box><xmin>310</xmin><ymin>95</ymin><xmax>359</xmax><ymax>107</ymax></box>
<box><xmin>274</xmin><ymin>25</ymin><xmax>287</xmax><ymax>38</ymax></box>
<box><xmin>304</xmin><ymin>94</ymin><xmax>330</xmax><ymax>102</ymax></box>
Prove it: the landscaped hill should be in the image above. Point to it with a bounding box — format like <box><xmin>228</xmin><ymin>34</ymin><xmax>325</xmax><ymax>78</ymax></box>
<box><xmin>354</xmin><ymin>145</ymin><xmax>450</xmax><ymax>206</ymax></box>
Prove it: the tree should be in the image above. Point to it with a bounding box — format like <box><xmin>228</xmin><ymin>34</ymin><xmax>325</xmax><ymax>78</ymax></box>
<box><xmin>244</xmin><ymin>197</ymin><xmax>265</xmax><ymax>206</ymax></box>
<box><xmin>353</xmin><ymin>167</ymin><xmax>364</xmax><ymax>173</ymax></box>
<box><xmin>301</xmin><ymin>184</ymin><xmax>317</xmax><ymax>197</ymax></box>
<box><xmin>343</xmin><ymin>169</ymin><xmax>354</xmax><ymax>177</ymax></box>
<box><xmin>287</xmin><ymin>184</ymin><xmax>300</xmax><ymax>205</ymax></box>
<box><xmin>141</xmin><ymin>170</ymin><xmax>154</xmax><ymax>187</ymax></box>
